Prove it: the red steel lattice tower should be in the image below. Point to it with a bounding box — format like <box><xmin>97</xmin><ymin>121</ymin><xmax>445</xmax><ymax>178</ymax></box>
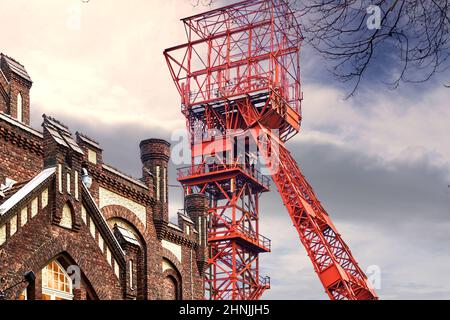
<box><xmin>164</xmin><ymin>0</ymin><xmax>378</xmax><ymax>300</ymax></box>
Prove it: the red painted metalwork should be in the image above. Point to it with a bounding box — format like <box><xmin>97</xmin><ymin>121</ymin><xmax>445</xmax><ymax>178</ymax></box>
<box><xmin>178</xmin><ymin>159</ymin><xmax>271</xmax><ymax>299</ymax></box>
<box><xmin>164</xmin><ymin>0</ymin><xmax>378</xmax><ymax>300</ymax></box>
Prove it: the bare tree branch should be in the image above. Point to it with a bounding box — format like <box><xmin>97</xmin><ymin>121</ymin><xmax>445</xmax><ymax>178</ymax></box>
<box><xmin>193</xmin><ymin>0</ymin><xmax>450</xmax><ymax>97</ymax></box>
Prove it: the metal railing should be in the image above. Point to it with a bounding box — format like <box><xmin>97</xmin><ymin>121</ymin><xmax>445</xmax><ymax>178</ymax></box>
<box><xmin>177</xmin><ymin>162</ymin><xmax>270</xmax><ymax>189</ymax></box>
<box><xmin>210</xmin><ymin>215</ymin><xmax>272</xmax><ymax>251</ymax></box>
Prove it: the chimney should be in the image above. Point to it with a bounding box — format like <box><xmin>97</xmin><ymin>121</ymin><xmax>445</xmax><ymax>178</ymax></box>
<box><xmin>185</xmin><ymin>193</ymin><xmax>208</xmax><ymax>274</ymax></box>
<box><xmin>140</xmin><ymin>139</ymin><xmax>171</xmax><ymax>224</ymax></box>
<box><xmin>0</xmin><ymin>54</ymin><xmax>32</xmax><ymax>125</ymax></box>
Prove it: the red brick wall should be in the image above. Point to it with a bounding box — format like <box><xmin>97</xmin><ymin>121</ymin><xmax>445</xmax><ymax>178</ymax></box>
<box><xmin>162</xmin><ymin>276</ymin><xmax>178</xmax><ymax>300</ymax></box>
<box><xmin>0</xmin><ymin>117</ymin><xmax>207</xmax><ymax>300</ymax></box>
<box><xmin>0</xmin><ymin>118</ymin><xmax>43</xmax><ymax>183</ymax></box>
<box><xmin>0</xmin><ymin>182</ymin><xmax>123</xmax><ymax>300</ymax></box>
<box><xmin>8</xmin><ymin>75</ymin><xmax>31</xmax><ymax>125</ymax></box>
<box><xmin>0</xmin><ymin>70</ymin><xmax>9</xmax><ymax>113</ymax></box>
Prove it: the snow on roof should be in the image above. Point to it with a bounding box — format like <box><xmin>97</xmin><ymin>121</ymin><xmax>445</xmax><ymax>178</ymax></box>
<box><xmin>1</xmin><ymin>54</ymin><xmax>32</xmax><ymax>82</ymax></box>
<box><xmin>81</xmin><ymin>183</ymin><xmax>126</xmax><ymax>257</ymax></box>
<box><xmin>43</xmin><ymin>115</ymin><xmax>84</xmax><ymax>155</ymax></box>
<box><xmin>0</xmin><ymin>167</ymin><xmax>55</xmax><ymax>215</ymax></box>
<box><xmin>76</xmin><ymin>132</ymin><xmax>101</xmax><ymax>150</ymax></box>
<box><xmin>114</xmin><ymin>225</ymin><xmax>141</xmax><ymax>246</ymax></box>
<box><xmin>0</xmin><ymin>112</ymin><xmax>43</xmax><ymax>138</ymax></box>
<box><xmin>102</xmin><ymin>164</ymin><xmax>148</xmax><ymax>189</ymax></box>
<box><xmin>168</xmin><ymin>222</ymin><xmax>183</xmax><ymax>232</ymax></box>
<box><xmin>179</xmin><ymin>213</ymin><xmax>194</xmax><ymax>224</ymax></box>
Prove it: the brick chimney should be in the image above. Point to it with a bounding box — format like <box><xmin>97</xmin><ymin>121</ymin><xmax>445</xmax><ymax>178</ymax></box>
<box><xmin>0</xmin><ymin>54</ymin><xmax>32</xmax><ymax>125</ymax></box>
<box><xmin>185</xmin><ymin>193</ymin><xmax>208</xmax><ymax>274</ymax></box>
<box><xmin>139</xmin><ymin>139</ymin><xmax>171</xmax><ymax>230</ymax></box>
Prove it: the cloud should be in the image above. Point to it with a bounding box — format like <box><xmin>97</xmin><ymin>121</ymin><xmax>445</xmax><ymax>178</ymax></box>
<box><xmin>2</xmin><ymin>0</ymin><xmax>449</xmax><ymax>300</ymax></box>
<box><xmin>299</xmin><ymin>84</ymin><xmax>450</xmax><ymax>170</ymax></box>
<box><xmin>257</xmin><ymin>139</ymin><xmax>450</xmax><ymax>299</ymax></box>
<box><xmin>2</xmin><ymin>0</ymin><xmax>204</xmax><ymax>131</ymax></box>
<box><xmin>42</xmin><ymin>90</ymin><xmax>449</xmax><ymax>299</ymax></box>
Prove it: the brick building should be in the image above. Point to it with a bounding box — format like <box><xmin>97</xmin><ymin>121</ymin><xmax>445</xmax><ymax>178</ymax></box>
<box><xmin>0</xmin><ymin>53</ymin><xmax>208</xmax><ymax>300</ymax></box>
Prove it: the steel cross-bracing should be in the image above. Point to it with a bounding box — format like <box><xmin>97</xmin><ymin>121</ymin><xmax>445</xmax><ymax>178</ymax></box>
<box><xmin>178</xmin><ymin>160</ymin><xmax>271</xmax><ymax>299</ymax></box>
<box><xmin>164</xmin><ymin>0</ymin><xmax>378</xmax><ymax>300</ymax></box>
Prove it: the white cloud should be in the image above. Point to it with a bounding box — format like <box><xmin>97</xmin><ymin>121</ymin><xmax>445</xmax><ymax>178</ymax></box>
<box><xmin>2</xmin><ymin>0</ymin><xmax>449</xmax><ymax>301</ymax></box>
<box><xmin>2</xmin><ymin>0</ymin><xmax>205</xmax><ymax>131</ymax></box>
<box><xmin>299</xmin><ymin>84</ymin><xmax>450</xmax><ymax>172</ymax></box>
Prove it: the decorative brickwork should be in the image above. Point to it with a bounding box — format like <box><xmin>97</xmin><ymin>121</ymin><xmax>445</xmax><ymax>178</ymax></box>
<box><xmin>0</xmin><ymin>53</ymin><xmax>207</xmax><ymax>300</ymax></box>
<box><xmin>99</xmin><ymin>187</ymin><xmax>147</xmax><ymax>227</ymax></box>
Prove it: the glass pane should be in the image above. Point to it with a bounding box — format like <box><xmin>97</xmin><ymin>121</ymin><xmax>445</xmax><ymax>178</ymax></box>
<box><xmin>42</xmin><ymin>260</ymin><xmax>73</xmax><ymax>297</ymax></box>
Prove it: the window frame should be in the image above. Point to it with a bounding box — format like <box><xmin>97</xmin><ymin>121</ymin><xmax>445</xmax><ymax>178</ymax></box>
<box><xmin>41</xmin><ymin>260</ymin><xmax>74</xmax><ymax>301</ymax></box>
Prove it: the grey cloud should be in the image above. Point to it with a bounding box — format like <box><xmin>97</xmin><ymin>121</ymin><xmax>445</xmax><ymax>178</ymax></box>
<box><xmin>256</xmin><ymin>140</ymin><xmax>450</xmax><ymax>299</ymax></box>
<box><xmin>30</xmin><ymin>101</ymin><xmax>450</xmax><ymax>300</ymax></box>
<box><xmin>288</xmin><ymin>140</ymin><xmax>450</xmax><ymax>224</ymax></box>
<box><xmin>5</xmin><ymin>0</ymin><xmax>448</xmax><ymax>301</ymax></box>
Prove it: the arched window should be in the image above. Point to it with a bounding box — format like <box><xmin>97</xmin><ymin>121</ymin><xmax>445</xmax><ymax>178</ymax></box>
<box><xmin>17</xmin><ymin>92</ymin><xmax>22</xmax><ymax>122</ymax></box>
<box><xmin>161</xmin><ymin>259</ymin><xmax>181</xmax><ymax>300</ymax></box>
<box><xmin>60</xmin><ymin>203</ymin><xmax>73</xmax><ymax>229</ymax></box>
<box><xmin>163</xmin><ymin>276</ymin><xmax>178</xmax><ymax>300</ymax></box>
<box><xmin>42</xmin><ymin>260</ymin><xmax>73</xmax><ymax>300</ymax></box>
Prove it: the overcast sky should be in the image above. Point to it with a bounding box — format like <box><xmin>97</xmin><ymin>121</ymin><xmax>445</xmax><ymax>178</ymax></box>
<box><xmin>1</xmin><ymin>0</ymin><xmax>449</xmax><ymax>300</ymax></box>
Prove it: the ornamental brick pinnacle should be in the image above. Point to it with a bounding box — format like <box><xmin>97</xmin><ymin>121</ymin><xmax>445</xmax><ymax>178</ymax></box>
<box><xmin>0</xmin><ymin>53</ymin><xmax>206</xmax><ymax>300</ymax></box>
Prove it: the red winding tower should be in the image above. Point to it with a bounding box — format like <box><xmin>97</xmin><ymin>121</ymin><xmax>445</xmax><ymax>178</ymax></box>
<box><xmin>164</xmin><ymin>0</ymin><xmax>378</xmax><ymax>300</ymax></box>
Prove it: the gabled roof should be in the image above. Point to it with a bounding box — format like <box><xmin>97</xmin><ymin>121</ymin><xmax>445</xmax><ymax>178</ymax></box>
<box><xmin>0</xmin><ymin>167</ymin><xmax>55</xmax><ymax>216</ymax></box>
<box><xmin>0</xmin><ymin>179</ymin><xmax>29</xmax><ymax>204</ymax></box>
<box><xmin>76</xmin><ymin>132</ymin><xmax>102</xmax><ymax>150</ymax></box>
<box><xmin>43</xmin><ymin>114</ymin><xmax>84</xmax><ymax>155</ymax></box>
<box><xmin>0</xmin><ymin>53</ymin><xmax>32</xmax><ymax>83</ymax></box>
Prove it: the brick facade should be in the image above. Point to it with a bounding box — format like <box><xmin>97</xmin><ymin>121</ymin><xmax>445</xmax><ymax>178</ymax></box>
<box><xmin>0</xmin><ymin>54</ymin><xmax>207</xmax><ymax>300</ymax></box>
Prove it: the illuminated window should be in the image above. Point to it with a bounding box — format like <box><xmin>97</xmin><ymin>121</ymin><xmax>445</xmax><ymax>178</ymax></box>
<box><xmin>41</xmin><ymin>260</ymin><xmax>73</xmax><ymax>300</ymax></box>
<box><xmin>17</xmin><ymin>92</ymin><xmax>22</xmax><ymax>122</ymax></box>
<box><xmin>58</xmin><ymin>164</ymin><xmax>63</xmax><ymax>194</ymax></box>
<box><xmin>18</xmin><ymin>289</ymin><xmax>27</xmax><ymax>300</ymax></box>
<box><xmin>10</xmin><ymin>215</ymin><xmax>17</xmax><ymax>236</ymax></box>
<box><xmin>41</xmin><ymin>189</ymin><xmax>48</xmax><ymax>209</ymax></box>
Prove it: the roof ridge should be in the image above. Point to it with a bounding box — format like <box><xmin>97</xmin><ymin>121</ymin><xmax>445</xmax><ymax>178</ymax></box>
<box><xmin>0</xmin><ymin>112</ymin><xmax>44</xmax><ymax>140</ymax></box>
<box><xmin>1</xmin><ymin>53</ymin><xmax>25</xmax><ymax>67</ymax></box>
<box><xmin>43</xmin><ymin>114</ymin><xmax>70</xmax><ymax>131</ymax></box>
<box><xmin>102</xmin><ymin>164</ymin><xmax>148</xmax><ymax>189</ymax></box>
<box><xmin>76</xmin><ymin>131</ymin><xmax>101</xmax><ymax>148</ymax></box>
<box><xmin>81</xmin><ymin>183</ymin><xmax>127</xmax><ymax>258</ymax></box>
<box><xmin>0</xmin><ymin>53</ymin><xmax>32</xmax><ymax>83</ymax></box>
<box><xmin>0</xmin><ymin>167</ymin><xmax>55</xmax><ymax>216</ymax></box>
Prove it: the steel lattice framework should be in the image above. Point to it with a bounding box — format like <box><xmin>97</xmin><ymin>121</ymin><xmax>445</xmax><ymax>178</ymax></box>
<box><xmin>164</xmin><ymin>0</ymin><xmax>378</xmax><ymax>300</ymax></box>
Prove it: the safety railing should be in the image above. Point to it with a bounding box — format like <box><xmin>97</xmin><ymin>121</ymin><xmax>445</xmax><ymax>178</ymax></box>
<box><xmin>177</xmin><ymin>163</ymin><xmax>270</xmax><ymax>189</ymax></box>
<box><xmin>209</xmin><ymin>215</ymin><xmax>272</xmax><ymax>252</ymax></box>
